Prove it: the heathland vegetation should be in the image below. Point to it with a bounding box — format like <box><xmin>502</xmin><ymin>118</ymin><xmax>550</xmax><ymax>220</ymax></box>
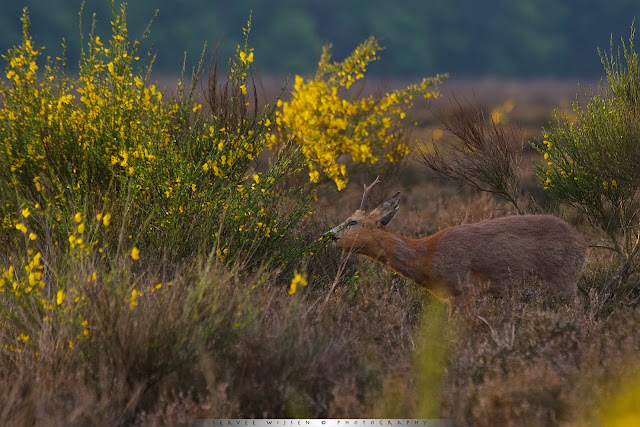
<box><xmin>1</xmin><ymin>3</ymin><xmax>640</xmax><ymax>424</ymax></box>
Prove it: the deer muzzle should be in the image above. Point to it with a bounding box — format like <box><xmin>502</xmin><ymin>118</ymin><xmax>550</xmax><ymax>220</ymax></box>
<box><xmin>322</xmin><ymin>231</ymin><xmax>337</xmax><ymax>242</ymax></box>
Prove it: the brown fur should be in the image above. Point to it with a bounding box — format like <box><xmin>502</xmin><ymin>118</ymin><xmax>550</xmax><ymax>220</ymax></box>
<box><xmin>326</xmin><ymin>196</ymin><xmax>588</xmax><ymax>299</ymax></box>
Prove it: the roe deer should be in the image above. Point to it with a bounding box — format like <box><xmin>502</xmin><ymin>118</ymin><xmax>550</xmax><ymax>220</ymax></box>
<box><xmin>323</xmin><ymin>177</ymin><xmax>588</xmax><ymax>302</ymax></box>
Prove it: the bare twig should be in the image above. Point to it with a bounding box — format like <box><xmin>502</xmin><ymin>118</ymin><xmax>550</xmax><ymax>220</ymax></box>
<box><xmin>418</xmin><ymin>98</ymin><xmax>525</xmax><ymax>214</ymax></box>
<box><xmin>318</xmin><ymin>250</ymin><xmax>355</xmax><ymax>312</ymax></box>
<box><xmin>605</xmin><ymin>231</ymin><xmax>640</xmax><ymax>290</ymax></box>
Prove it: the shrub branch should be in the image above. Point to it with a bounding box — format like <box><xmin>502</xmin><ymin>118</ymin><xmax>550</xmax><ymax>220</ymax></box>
<box><xmin>418</xmin><ymin>99</ymin><xmax>525</xmax><ymax>214</ymax></box>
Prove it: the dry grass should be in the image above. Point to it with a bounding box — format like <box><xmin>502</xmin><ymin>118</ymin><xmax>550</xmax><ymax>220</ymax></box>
<box><xmin>3</xmin><ymin>187</ymin><xmax>640</xmax><ymax>424</ymax></box>
<box><xmin>2</xmin><ymin>80</ymin><xmax>640</xmax><ymax>424</ymax></box>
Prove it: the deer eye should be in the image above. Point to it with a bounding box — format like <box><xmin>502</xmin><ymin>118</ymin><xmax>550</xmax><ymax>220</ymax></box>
<box><xmin>347</xmin><ymin>220</ymin><xmax>358</xmax><ymax>227</ymax></box>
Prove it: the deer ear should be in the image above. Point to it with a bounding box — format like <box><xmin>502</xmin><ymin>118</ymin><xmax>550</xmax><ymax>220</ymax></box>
<box><xmin>371</xmin><ymin>192</ymin><xmax>401</xmax><ymax>226</ymax></box>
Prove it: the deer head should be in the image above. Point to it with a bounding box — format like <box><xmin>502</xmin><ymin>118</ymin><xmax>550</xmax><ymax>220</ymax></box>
<box><xmin>323</xmin><ymin>177</ymin><xmax>401</xmax><ymax>253</ymax></box>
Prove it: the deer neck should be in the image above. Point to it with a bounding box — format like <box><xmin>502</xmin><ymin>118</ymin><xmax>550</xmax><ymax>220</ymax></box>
<box><xmin>360</xmin><ymin>229</ymin><xmax>430</xmax><ymax>285</ymax></box>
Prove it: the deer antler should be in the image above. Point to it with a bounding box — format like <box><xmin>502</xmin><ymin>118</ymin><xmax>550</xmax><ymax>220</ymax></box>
<box><xmin>360</xmin><ymin>176</ymin><xmax>381</xmax><ymax>211</ymax></box>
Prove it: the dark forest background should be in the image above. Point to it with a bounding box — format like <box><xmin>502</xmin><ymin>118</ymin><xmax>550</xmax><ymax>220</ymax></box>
<box><xmin>1</xmin><ymin>0</ymin><xmax>639</xmax><ymax>78</ymax></box>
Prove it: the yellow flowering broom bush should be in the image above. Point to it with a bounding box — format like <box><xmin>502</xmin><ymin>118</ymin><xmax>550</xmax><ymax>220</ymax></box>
<box><xmin>0</xmin><ymin>5</ymin><xmax>311</xmax><ymax>259</ymax></box>
<box><xmin>273</xmin><ymin>37</ymin><xmax>447</xmax><ymax>190</ymax></box>
<box><xmin>0</xmin><ymin>5</ymin><xmax>312</xmax><ymax>362</ymax></box>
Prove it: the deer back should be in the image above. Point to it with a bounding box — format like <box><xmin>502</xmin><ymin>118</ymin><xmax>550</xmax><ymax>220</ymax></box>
<box><xmin>427</xmin><ymin>214</ymin><xmax>587</xmax><ymax>295</ymax></box>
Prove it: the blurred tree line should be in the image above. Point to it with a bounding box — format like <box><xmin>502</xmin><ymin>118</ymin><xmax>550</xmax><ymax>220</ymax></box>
<box><xmin>0</xmin><ymin>0</ymin><xmax>638</xmax><ymax>77</ymax></box>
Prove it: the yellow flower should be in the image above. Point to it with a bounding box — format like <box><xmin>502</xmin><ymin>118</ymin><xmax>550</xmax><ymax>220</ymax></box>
<box><xmin>102</xmin><ymin>213</ymin><xmax>112</xmax><ymax>227</ymax></box>
<box><xmin>131</xmin><ymin>247</ymin><xmax>140</xmax><ymax>260</ymax></box>
<box><xmin>29</xmin><ymin>232</ymin><xmax>37</xmax><ymax>241</ymax></box>
<box><xmin>239</xmin><ymin>51</ymin><xmax>254</xmax><ymax>64</ymax></box>
<box><xmin>74</xmin><ymin>212</ymin><xmax>82</xmax><ymax>223</ymax></box>
<box><xmin>56</xmin><ymin>289</ymin><xmax>65</xmax><ymax>305</ymax></box>
<box><xmin>21</xmin><ymin>207</ymin><xmax>31</xmax><ymax>218</ymax></box>
<box><xmin>77</xmin><ymin>223</ymin><xmax>85</xmax><ymax>234</ymax></box>
<box><xmin>130</xmin><ymin>289</ymin><xmax>139</xmax><ymax>310</ymax></box>
<box><xmin>288</xmin><ymin>272</ymin><xmax>308</xmax><ymax>295</ymax></box>
<box><xmin>240</xmin><ymin>84</ymin><xmax>247</xmax><ymax>95</ymax></box>
<box><xmin>15</xmin><ymin>223</ymin><xmax>28</xmax><ymax>234</ymax></box>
